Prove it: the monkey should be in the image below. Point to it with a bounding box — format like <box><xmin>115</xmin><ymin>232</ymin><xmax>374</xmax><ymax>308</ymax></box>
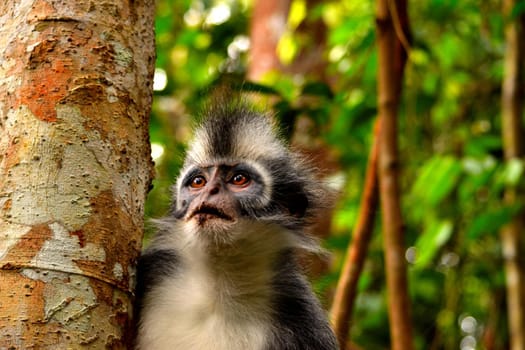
<box><xmin>135</xmin><ymin>98</ymin><xmax>339</xmax><ymax>350</ymax></box>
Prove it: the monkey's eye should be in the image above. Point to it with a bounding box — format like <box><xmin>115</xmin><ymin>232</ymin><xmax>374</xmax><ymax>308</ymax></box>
<box><xmin>190</xmin><ymin>175</ymin><xmax>207</xmax><ymax>189</ymax></box>
<box><xmin>230</xmin><ymin>173</ymin><xmax>250</xmax><ymax>186</ymax></box>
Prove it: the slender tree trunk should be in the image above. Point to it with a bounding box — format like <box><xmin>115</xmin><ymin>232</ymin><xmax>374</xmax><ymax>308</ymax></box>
<box><xmin>375</xmin><ymin>1</ymin><xmax>413</xmax><ymax>350</ymax></box>
<box><xmin>247</xmin><ymin>0</ymin><xmax>290</xmax><ymax>81</ymax></box>
<box><xmin>500</xmin><ymin>1</ymin><xmax>525</xmax><ymax>349</ymax></box>
<box><xmin>330</xmin><ymin>120</ymin><xmax>380</xmax><ymax>349</ymax></box>
<box><xmin>248</xmin><ymin>0</ymin><xmax>328</xmax><ymax>82</ymax></box>
<box><xmin>0</xmin><ymin>1</ymin><xmax>154</xmax><ymax>348</ymax></box>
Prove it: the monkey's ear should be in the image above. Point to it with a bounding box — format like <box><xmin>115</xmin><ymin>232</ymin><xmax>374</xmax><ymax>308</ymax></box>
<box><xmin>286</xmin><ymin>190</ymin><xmax>309</xmax><ymax>218</ymax></box>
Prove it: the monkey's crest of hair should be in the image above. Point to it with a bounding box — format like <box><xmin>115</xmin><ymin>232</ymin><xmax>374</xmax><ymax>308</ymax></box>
<box><xmin>176</xmin><ymin>97</ymin><xmax>331</xmax><ymax>244</ymax></box>
<box><xmin>185</xmin><ymin>99</ymin><xmax>287</xmax><ymax>165</ymax></box>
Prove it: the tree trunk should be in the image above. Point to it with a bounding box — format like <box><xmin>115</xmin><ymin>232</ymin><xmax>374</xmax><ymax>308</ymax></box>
<box><xmin>500</xmin><ymin>1</ymin><xmax>525</xmax><ymax>349</ymax></box>
<box><xmin>247</xmin><ymin>0</ymin><xmax>290</xmax><ymax>81</ymax></box>
<box><xmin>0</xmin><ymin>1</ymin><xmax>154</xmax><ymax>348</ymax></box>
<box><xmin>248</xmin><ymin>0</ymin><xmax>328</xmax><ymax>82</ymax></box>
<box><xmin>330</xmin><ymin>119</ymin><xmax>380</xmax><ymax>349</ymax></box>
<box><xmin>375</xmin><ymin>1</ymin><xmax>413</xmax><ymax>350</ymax></box>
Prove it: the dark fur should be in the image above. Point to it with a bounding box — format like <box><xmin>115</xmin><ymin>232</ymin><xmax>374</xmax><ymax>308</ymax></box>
<box><xmin>269</xmin><ymin>250</ymin><xmax>339</xmax><ymax>349</ymax></box>
<box><xmin>135</xmin><ymin>100</ymin><xmax>338</xmax><ymax>350</ymax></box>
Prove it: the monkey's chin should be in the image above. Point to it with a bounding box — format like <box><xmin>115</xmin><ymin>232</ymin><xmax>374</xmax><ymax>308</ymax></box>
<box><xmin>190</xmin><ymin>216</ymin><xmax>237</xmax><ymax>247</ymax></box>
<box><xmin>193</xmin><ymin>213</ymin><xmax>233</xmax><ymax>226</ymax></box>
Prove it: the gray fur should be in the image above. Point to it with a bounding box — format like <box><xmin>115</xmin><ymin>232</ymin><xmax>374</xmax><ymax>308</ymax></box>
<box><xmin>135</xmin><ymin>100</ymin><xmax>338</xmax><ymax>350</ymax></box>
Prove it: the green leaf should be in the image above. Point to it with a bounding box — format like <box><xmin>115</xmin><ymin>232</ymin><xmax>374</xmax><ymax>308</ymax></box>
<box><xmin>458</xmin><ymin>156</ymin><xmax>498</xmax><ymax>200</ymax></box>
<box><xmin>415</xmin><ymin>220</ymin><xmax>454</xmax><ymax>267</ymax></box>
<box><xmin>467</xmin><ymin>205</ymin><xmax>522</xmax><ymax>239</ymax></box>
<box><xmin>511</xmin><ymin>1</ymin><xmax>525</xmax><ymax>18</ymax></box>
<box><xmin>410</xmin><ymin>155</ymin><xmax>462</xmax><ymax>206</ymax></box>
<box><xmin>499</xmin><ymin>159</ymin><xmax>524</xmax><ymax>187</ymax></box>
<box><xmin>176</xmin><ymin>29</ymin><xmax>201</xmax><ymax>46</ymax></box>
<box><xmin>302</xmin><ymin>82</ymin><xmax>334</xmax><ymax>98</ymax></box>
<box><xmin>465</xmin><ymin>135</ymin><xmax>502</xmax><ymax>157</ymax></box>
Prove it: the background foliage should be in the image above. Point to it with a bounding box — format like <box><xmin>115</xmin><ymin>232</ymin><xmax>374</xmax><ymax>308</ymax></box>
<box><xmin>146</xmin><ymin>0</ymin><xmax>521</xmax><ymax>349</ymax></box>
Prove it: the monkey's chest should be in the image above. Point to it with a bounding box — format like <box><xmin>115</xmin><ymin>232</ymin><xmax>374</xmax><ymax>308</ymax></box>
<box><xmin>140</xmin><ymin>273</ymin><xmax>272</xmax><ymax>350</ymax></box>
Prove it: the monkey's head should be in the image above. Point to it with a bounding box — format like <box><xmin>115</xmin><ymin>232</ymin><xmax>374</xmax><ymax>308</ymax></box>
<box><xmin>170</xmin><ymin>99</ymin><xmax>326</xmax><ymax>248</ymax></box>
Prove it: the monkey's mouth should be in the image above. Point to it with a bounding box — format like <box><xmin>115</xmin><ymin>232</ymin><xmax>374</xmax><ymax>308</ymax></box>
<box><xmin>190</xmin><ymin>204</ymin><xmax>234</xmax><ymax>225</ymax></box>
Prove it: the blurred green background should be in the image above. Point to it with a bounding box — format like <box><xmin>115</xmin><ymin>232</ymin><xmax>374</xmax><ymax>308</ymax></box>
<box><xmin>146</xmin><ymin>1</ymin><xmax>522</xmax><ymax>349</ymax></box>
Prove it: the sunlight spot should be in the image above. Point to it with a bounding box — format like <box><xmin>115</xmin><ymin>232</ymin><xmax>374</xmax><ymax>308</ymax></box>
<box><xmin>206</xmin><ymin>3</ymin><xmax>231</xmax><ymax>25</ymax></box>
<box><xmin>184</xmin><ymin>8</ymin><xmax>203</xmax><ymax>26</ymax></box>
<box><xmin>439</xmin><ymin>251</ymin><xmax>460</xmax><ymax>268</ymax></box>
<box><xmin>151</xmin><ymin>143</ymin><xmax>165</xmax><ymax>162</ymax></box>
<box><xmin>405</xmin><ymin>246</ymin><xmax>417</xmax><ymax>264</ymax></box>
<box><xmin>153</xmin><ymin>68</ymin><xmax>168</xmax><ymax>91</ymax></box>
<box><xmin>460</xmin><ymin>316</ymin><xmax>477</xmax><ymax>334</ymax></box>
<box><xmin>227</xmin><ymin>35</ymin><xmax>250</xmax><ymax>59</ymax></box>
<box><xmin>329</xmin><ymin>45</ymin><xmax>346</xmax><ymax>62</ymax></box>
<box><xmin>460</xmin><ymin>335</ymin><xmax>476</xmax><ymax>350</ymax></box>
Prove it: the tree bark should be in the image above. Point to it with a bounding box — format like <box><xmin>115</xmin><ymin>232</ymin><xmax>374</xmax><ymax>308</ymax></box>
<box><xmin>330</xmin><ymin>119</ymin><xmax>380</xmax><ymax>349</ymax></box>
<box><xmin>247</xmin><ymin>0</ymin><xmax>290</xmax><ymax>81</ymax></box>
<box><xmin>0</xmin><ymin>1</ymin><xmax>154</xmax><ymax>348</ymax></box>
<box><xmin>248</xmin><ymin>0</ymin><xmax>328</xmax><ymax>82</ymax></box>
<box><xmin>500</xmin><ymin>1</ymin><xmax>525</xmax><ymax>349</ymax></box>
<box><xmin>375</xmin><ymin>1</ymin><xmax>413</xmax><ymax>350</ymax></box>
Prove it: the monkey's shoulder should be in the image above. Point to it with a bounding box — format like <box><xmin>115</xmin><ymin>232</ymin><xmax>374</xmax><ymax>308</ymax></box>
<box><xmin>135</xmin><ymin>248</ymin><xmax>180</xmax><ymax>297</ymax></box>
<box><xmin>269</xmin><ymin>260</ymin><xmax>339</xmax><ymax>350</ymax></box>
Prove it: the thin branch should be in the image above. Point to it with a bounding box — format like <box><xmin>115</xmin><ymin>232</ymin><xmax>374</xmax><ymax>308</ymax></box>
<box><xmin>375</xmin><ymin>1</ymin><xmax>414</xmax><ymax>349</ymax></box>
<box><xmin>330</xmin><ymin>119</ymin><xmax>381</xmax><ymax>349</ymax></box>
<box><xmin>500</xmin><ymin>1</ymin><xmax>525</xmax><ymax>349</ymax></box>
<box><xmin>387</xmin><ymin>0</ymin><xmax>411</xmax><ymax>57</ymax></box>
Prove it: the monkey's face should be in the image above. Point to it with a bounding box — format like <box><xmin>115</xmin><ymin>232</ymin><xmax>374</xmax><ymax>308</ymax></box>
<box><xmin>175</xmin><ymin>161</ymin><xmax>271</xmax><ymax>244</ymax></box>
